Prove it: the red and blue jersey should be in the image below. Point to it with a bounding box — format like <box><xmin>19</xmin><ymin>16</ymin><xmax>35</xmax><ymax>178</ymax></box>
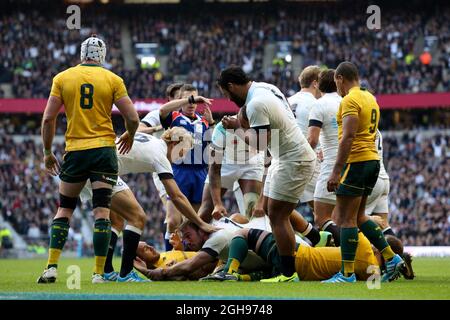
<box><xmin>161</xmin><ymin>111</ymin><xmax>210</xmax><ymax>168</ymax></box>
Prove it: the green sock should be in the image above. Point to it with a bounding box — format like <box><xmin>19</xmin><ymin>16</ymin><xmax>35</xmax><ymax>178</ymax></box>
<box><xmin>93</xmin><ymin>219</ymin><xmax>111</xmax><ymax>274</ymax></box>
<box><xmin>47</xmin><ymin>217</ymin><xmax>69</xmax><ymax>269</ymax></box>
<box><xmin>359</xmin><ymin>220</ymin><xmax>394</xmax><ymax>260</ymax></box>
<box><xmin>223</xmin><ymin>236</ymin><xmax>248</xmax><ymax>274</ymax></box>
<box><xmin>340</xmin><ymin>227</ymin><xmax>359</xmax><ymax>276</ymax></box>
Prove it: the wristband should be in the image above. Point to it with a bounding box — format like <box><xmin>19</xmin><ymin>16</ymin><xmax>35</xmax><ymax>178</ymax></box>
<box><xmin>188</xmin><ymin>95</ymin><xmax>195</xmax><ymax>104</ymax></box>
<box><xmin>43</xmin><ymin>149</ymin><xmax>52</xmax><ymax>156</ymax></box>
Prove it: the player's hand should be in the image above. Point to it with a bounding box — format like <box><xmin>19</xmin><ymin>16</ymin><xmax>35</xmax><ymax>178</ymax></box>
<box><xmin>252</xmin><ymin>204</ymin><xmax>266</xmax><ymax>218</ymax></box>
<box><xmin>200</xmin><ymin>106</ymin><xmax>214</xmax><ymax>124</ymax></box>
<box><xmin>193</xmin><ymin>96</ymin><xmax>213</xmax><ymax>106</ymax></box>
<box><xmin>117</xmin><ymin>131</ymin><xmax>134</xmax><ymax>155</ymax></box>
<box><xmin>169</xmin><ymin>232</ymin><xmax>183</xmax><ymax>251</ymax></box>
<box><xmin>212</xmin><ymin>204</ymin><xmax>227</xmax><ymax>220</ymax></box>
<box><xmin>316</xmin><ymin>149</ymin><xmax>324</xmax><ymax>162</ymax></box>
<box><xmin>44</xmin><ymin>153</ymin><xmax>60</xmax><ymax>176</ymax></box>
<box><xmin>133</xmin><ymin>257</ymin><xmax>147</xmax><ymax>274</ymax></box>
<box><xmin>327</xmin><ymin>171</ymin><xmax>341</xmax><ymax>193</ymax></box>
<box><xmin>222</xmin><ymin>116</ymin><xmax>240</xmax><ymax>130</ymax></box>
<box><xmin>199</xmin><ymin>222</ymin><xmax>221</xmax><ymax>234</ymax></box>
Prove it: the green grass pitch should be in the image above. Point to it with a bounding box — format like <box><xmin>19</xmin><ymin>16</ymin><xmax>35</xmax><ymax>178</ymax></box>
<box><xmin>0</xmin><ymin>258</ymin><xmax>449</xmax><ymax>300</ymax></box>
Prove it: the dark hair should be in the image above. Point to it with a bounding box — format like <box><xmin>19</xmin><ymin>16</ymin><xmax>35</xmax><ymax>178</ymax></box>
<box><xmin>180</xmin><ymin>84</ymin><xmax>197</xmax><ymax>95</ymax></box>
<box><xmin>217</xmin><ymin>66</ymin><xmax>251</xmax><ymax>89</ymax></box>
<box><xmin>299</xmin><ymin>65</ymin><xmax>320</xmax><ymax>88</ymax></box>
<box><xmin>335</xmin><ymin>61</ymin><xmax>359</xmax><ymax>82</ymax></box>
<box><xmin>165</xmin><ymin>83</ymin><xmax>184</xmax><ymax>99</ymax></box>
<box><xmin>318</xmin><ymin>69</ymin><xmax>337</xmax><ymax>93</ymax></box>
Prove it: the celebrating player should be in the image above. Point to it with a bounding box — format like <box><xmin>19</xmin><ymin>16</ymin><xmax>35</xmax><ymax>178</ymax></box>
<box><xmin>323</xmin><ymin>62</ymin><xmax>405</xmax><ymax>283</ymax></box>
<box><xmin>217</xmin><ymin>66</ymin><xmax>317</xmax><ymax>282</ymax></box>
<box><xmin>38</xmin><ymin>35</ymin><xmax>140</xmax><ymax>284</ymax></box>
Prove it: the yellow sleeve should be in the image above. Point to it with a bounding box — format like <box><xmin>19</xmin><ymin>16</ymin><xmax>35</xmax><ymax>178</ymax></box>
<box><xmin>49</xmin><ymin>74</ymin><xmax>62</xmax><ymax>99</ymax></box>
<box><xmin>341</xmin><ymin>95</ymin><xmax>360</xmax><ymax>118</ymax></box>
<box><xmin>112</xmin><ymin>75</ymin><xmax>128</xmax><ymax>102</ymax></box>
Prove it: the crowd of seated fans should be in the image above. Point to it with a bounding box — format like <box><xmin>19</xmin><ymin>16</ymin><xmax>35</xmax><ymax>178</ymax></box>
<box><xmin>0</xmin><ymin>115</ymin><xmax>448</xmax><ymax>249</ymax></box>
<box><xmin>0</xmin><ymin>2</ymin><xmax>448</xmax><ymax>99</ymax></box>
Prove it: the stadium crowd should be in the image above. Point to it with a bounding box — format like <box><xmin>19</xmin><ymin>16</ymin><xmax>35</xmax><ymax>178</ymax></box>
<box><xmin>0</xmin><ymin>2</ymin><xmax>449</xmax><ymax>99</ymax></box>
<box><xmin>0</xmin><ymin>114</ymin><xmax>448</xmax><ymax>249</ymax></box>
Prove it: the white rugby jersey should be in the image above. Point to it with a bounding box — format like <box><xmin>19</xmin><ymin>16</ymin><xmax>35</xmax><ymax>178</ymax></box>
<box><xmin>245</xmin><ymin>82</ymin><xmax>316</xmax><ymax>162</ymax></box>
<box><xmin>375</xmin><ymin>130</ymin><xmax>389</xmax><ymax>179</ymax></box>
<box><xmin>288</xmin><ymin>91</ymin><xmax>317</xmax><ymax>138</ymax></box>
<box><xmin>118</xmin><ymin>132</ymin><xmax>173</xmax><ymax>178</ymax></box>
<box><xmin>211</xmin><ymin>116</ymin><xmax>264</xmax><ymax>166</ymax></box>
<box><xmin>141</xmin><ymin>109</ymin><xmax>163</xmax><ymax>139</ymax></box>
<box><xmin>308</xmin><ymin>92</ymin><xmax>342</xmax><ymax>164</ymax></box>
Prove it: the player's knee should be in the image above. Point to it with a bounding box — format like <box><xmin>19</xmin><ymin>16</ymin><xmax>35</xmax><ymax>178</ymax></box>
<box><xmin>59</xmin><ymin>193</ymin><xmax>78</xmax><ymax>210</ymax></box>
<box><xmin>130</xmin><ymin>209</ymin><xmax>146</xmax><ymax>230</ymax></box>
<box><xmin>92</xmin><ymin>188</ymin><xmax>113</xmax><ymax>209</ymax></box>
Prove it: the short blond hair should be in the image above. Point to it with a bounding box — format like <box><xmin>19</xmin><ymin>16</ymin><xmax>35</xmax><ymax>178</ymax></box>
<box><xmin>298</xmin><ymin>65</ymin><xmax>321</xmax><ymax>89</ymax></box>
<box><xmin>161</xmin><ymin>127</ymin><xmax>194</xmax><ymax>150</ymax></box>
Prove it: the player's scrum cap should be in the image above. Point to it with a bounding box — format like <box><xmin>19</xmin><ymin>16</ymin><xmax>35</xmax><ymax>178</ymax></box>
<box><xmin>80</xmin><ymin>34</ymin><xmax>106</xmax><ymax>65</ymax></box>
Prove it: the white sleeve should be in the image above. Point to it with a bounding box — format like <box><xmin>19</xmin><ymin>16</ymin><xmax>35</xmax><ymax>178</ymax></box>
<box><xmin>153</xmin><ymin>154</ymin><xmax>173</xmax><ymax>176</ymax></box>
<box><xmin>247</xmin><ymin>99</ymin><xmax>270</xmax><ymax>128</ymax></box>
<box><xmin>141</xmin><ymin>110</ymin><xmax>161</xmax><ymax>127</ymax></box>
<box><xmin>308</xmin><ymin>102</ymin><xmax>324</xmax><ymax>124</ymax></box>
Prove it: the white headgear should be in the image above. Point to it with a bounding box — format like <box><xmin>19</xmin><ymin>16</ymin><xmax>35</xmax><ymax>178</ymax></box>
<box><xmin>80</xmin><ymin>35</ymin><xmax>106</xmax><ymax>64</ymax></box>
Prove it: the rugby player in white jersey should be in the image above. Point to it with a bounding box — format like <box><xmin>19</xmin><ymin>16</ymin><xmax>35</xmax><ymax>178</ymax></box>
<box><xmin>288</xmin><ymin>66</ymin><xmax>322</xmax><ymax>207</ymax></box>
<box><xmin>307</xmin><ymin>69</ymin><xmax>342</xmax><ymax>246</ymax></box>
<box><xmin>197</xmin><ymin>115</ymin><xmax>265</xmax><ymax>221</ymax></box>
<box><xmin>80</xmin><ymin>128</ymin><xmax>219</xmax><ymax>282</ymax></box>
<box><xmin>217</xmin><ymin>66</ymin><xmax>317</xmax><ymax>282</ymax></box>
<box><xmin>365</xmin><ymin>129</ymin><xmax>396</xmax><ymax>237</ymax></box>
<box><xmin>139</xmin><ymin>83</ymin><xmax>183</xmax><ymax>250</ymax></box>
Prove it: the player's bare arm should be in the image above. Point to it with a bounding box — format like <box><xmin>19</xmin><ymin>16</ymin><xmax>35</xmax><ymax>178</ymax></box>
<box><xmin>307</xmin><ymin>126</ymin><xmax>321</xmax><ymax>149</ymax></box>
<box><xmin>208</xmin><ymin>147</ymin><xmax>227</xmax><ymax>219</ymax></box>
<box><xmin>159</xmin><ymin>96</ymin><xmax>213</xmax><ymax>120</ymax></box>
<box><xmin>162</xmin><ymin>178</ymin><xmax>220</xmax><ymax>234</ymax></box>
<box><xmin>327</xmin><ymin>115</ymin><xmax>358</xmax><ymax>192</ymax></box>
<box><xmin>115</xmin><ymin>96</ymin><xmax>140</xmax><ymax>154</ymax></box>
<box><xmin>145</xmin><ymin>251</ymin><xmax>216</xmax><ymax>280</ymax></box>
<box><xmin>41</xmin><ymin>95</ymin><xmax>63</xmax><ymax>176</ymax></box>
<box><xmin>137</xmin><ymin>122</ymin><xmax>163</xmax><ymax>135</ymax></box>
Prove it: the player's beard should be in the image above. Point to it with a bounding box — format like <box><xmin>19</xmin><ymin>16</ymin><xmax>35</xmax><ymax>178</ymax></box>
<box><xmin>228</xmin><ymin>91</ymin><xmax>246</xmax><ymax>108</ymax></box>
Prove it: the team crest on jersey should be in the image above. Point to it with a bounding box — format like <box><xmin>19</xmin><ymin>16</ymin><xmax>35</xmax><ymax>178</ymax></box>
<box><xmin>180</xmin><ymin>120</ymin><xmax>187</xmax><ymax>125</ymax></box>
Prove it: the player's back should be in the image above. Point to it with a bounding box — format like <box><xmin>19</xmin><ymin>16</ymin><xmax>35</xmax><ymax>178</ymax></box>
<box><xmin>295</xmin><ymin>233</ymin><xmax>378</xmax><ymax>281</ymax></box>
<box><xmin>288</xmin><ymin>91</ymin><xmax>317</xmax><ymax>138</ymax></box>
<box><xmin>312</xmin><ymin>92</ymin><xmax>342</xmax><ymax>163</ymax></box>
<box><xmin>50</xmin><ymin>64</ymin><xmax>128</xmax><ymax>151</ymax></box>
<box><xmin>337</xmin><ymin>87</ymin><xmax>380</xmax><ymax>163</ymax></box>
<box><xmin>246</xmin><ymin>82</ymin><xmax>315</xmax><ymax>162</ymax></box>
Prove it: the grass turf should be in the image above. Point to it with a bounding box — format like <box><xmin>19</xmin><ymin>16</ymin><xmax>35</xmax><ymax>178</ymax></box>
<box><xmin>0</xmin><ymin>258</ymin><xmax>449</xmax><ymax>300</ymax></box>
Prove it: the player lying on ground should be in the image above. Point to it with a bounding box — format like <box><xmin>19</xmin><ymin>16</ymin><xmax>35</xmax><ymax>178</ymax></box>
<box><xmin>133</xmin><ymin>210</ymin><xmax>333</xmax><ymax>281</ymax></box>
<box><xmin>78</xmin><ymin>127</ymin><xmax>218</xmax><ymax>282</ymax></box>
<box><xmin>202</xmin><ymin>228</ymin><xmax>414</xmax><ymax>282</ymax></box>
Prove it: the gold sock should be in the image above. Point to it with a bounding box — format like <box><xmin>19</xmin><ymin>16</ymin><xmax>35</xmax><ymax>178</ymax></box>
<box><xmin>381</xmin><ymin>246</ymin><xmax>396</xmax><ymax>261</ymax></box>
<box><xmin>227</xmin><ymin>259</ymin><xmax>241</xmax><ymax>274</ymax></box>
<box><xmin>343</xmin><ymin>260</ymin><xmax>355</xmax><ymax>276</ymax></box>
<box><xmin>47</xmin><ymin>249</ymin><xmax>62</xmax><ymax>268</ymax></box>
<box><xmin>94</xmin><ymin>256</ymin><xmax>107</xmax><ymax>275</ymax></box>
